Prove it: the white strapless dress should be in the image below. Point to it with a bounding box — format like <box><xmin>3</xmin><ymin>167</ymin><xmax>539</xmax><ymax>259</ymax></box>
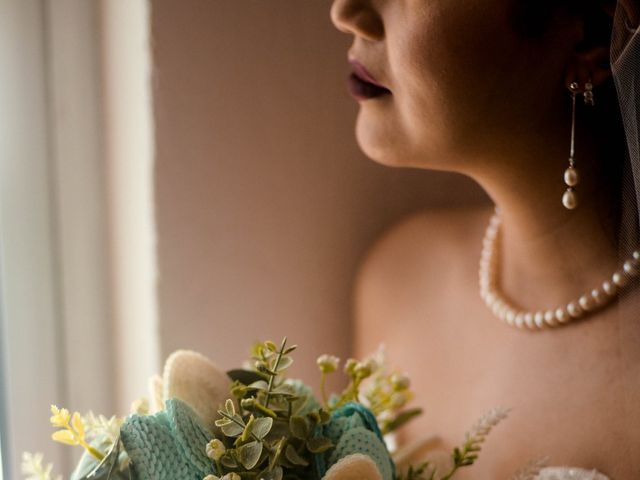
<box><xmin>537</xmin><ymin>468</ymin><xmax>609</xmax><ymax>480</ymax></box>
<box><xmin>393</xmin><ymin>441</ymin><xmax>611</xmax><ymax>480</ymax></box>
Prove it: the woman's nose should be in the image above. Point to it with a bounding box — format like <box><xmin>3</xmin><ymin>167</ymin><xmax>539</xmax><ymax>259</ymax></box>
<box><xmin>330</xmin><ymin>0</ymin><xmax>384</xmax><ymax>42</ymax></box>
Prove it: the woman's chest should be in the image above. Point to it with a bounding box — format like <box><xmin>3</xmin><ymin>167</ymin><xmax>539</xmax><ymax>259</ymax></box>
<box><xmin>376</xmin><ymin>298</ymin><xmax>639</xmax><ymax>479</ymax></box>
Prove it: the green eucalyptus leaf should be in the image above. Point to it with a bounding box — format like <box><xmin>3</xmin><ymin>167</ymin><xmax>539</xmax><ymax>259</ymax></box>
<box><xmin>238</xmin><ymin>441</ymin><xmax>263</xmax><ymax>470</ymax></box>
<box><xmin>221</xmin><ymin>421</ymin><xmax>244</xmax><ymax>437</ymax></box>
<box><xmin>306</xmin><ymin>436</ymin><xmax>333</xmax><ymax>454</ymax></box>
<box><xmin>318</xmin><ymin>409</ymin><xmax>331</xmax><ymax>425</ymax></box>
<box><xmin>306</xmin><ymin>411</ymin><xmax>320</xmax><ymax>428</ymax></box>
<box><xmin>274</xmin><ymin>356</ymin><xmax>293</xmax><ymax>372</ymax></box>
<box><xmin>221</xmin><ymin>452</ymin><xmax>239</xmax><ymax>469</ymax></box>
<box><xmin>270</xmin><ymin>384</ymin><xmax>296</xmax><ymax>397</ymax></box>
<box><xmin>215</xmin><ymin>418</ymin><xmax>232</xmax><ymax>427</ymax></box>
<box><xmin>268</xmin><ymin>419</ymin><xmax>290</xmax><ymax>438</ymax></box>
<box><xmin>284</xmin><ymin>445</ymin><xmax>309</xmax><ymax>467</ymax></box>
<box><xmin>225</xmin><ymin>399</ymin><xmax>236</xmax><ymax>416</ymax></box>
<box><xmin>258</xmin><ymin>466</ymin><xmax>283</xmax><ymax>480</ymax></box>
<box><xmin>382</xmin><ymin>407</ymin><xmax>423</xmax><ymax>434</ymax></box>
<box><xmin>227</xmin><ymin>369</ymin><xmax>265</xmax><ymax>385</ymax></box>
<box><xmin>248</xmin><ymin>380</ymin><xmax>269</xmax><ymax>391</ymax></box>
<box><xmin>252</xmin><ymin>417</ymin><xmax>273</xmax><ymax>440</ymax></box>
<box><xmin>289</xmin><ymin>416</ymin><xmax>309</xmax><ymax>440</ymax></box>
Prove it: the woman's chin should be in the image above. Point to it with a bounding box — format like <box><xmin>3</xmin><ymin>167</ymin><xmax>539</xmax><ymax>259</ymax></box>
<box><xmin>355</xmin><ymin>120</ymin><xmax>411</xmax><ymax>168</ymax></box>
<box><xmin>355</xmin><ymin>120</ymin><xmax>460</xmax><ymax>172</ymax></box>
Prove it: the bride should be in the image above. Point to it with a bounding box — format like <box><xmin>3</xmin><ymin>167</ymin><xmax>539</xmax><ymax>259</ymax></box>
<box><xmin>329</xmin><ymin>0</ymin><xmax>640</xmax><ymax>478</ymax></box>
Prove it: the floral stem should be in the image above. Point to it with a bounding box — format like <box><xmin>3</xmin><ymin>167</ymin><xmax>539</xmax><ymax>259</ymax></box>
<box><xmin>83</xmin><ymin>442</ymin><xmax>105</xmax><ymax>462</ymax></box>
<box><xmin>264</xmin><ymin>338</ymin><xmax>287</xmax><ymax>409</ymax></box>
<box><xmin>320</xmin><ymin>373</ymin><xmax>328</xmax><ymax>407</ymax></box>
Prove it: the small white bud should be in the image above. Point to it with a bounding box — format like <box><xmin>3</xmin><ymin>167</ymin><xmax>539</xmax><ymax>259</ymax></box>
<box><xmin>206</xmin><ymin>439</ymin><xmax>226</xmax><ymax>461</ymax></box>
<box><xmin>390</xmin><ymin>373</ymin><xmax>411</xmax><ymax>391</ymax></box>
<box><xmin>316</xmin><ymin>354</ymin><xmax>340</xmax><ymax>374</ymax></box>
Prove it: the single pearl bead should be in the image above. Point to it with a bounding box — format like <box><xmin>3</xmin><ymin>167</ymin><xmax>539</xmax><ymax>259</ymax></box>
<box><xmin>623</xmin><ymin>260</ymin><xmax>638</xmax><ymax>275</ymax></box>
<box><xmin>613</xmin><ymin>271</ymin><xmax>629</xmax><ymax>287</ymax></box>
<box><xmin>515</xmin><ymin>313</ymin><xmax>525</xmax><ymax>329</ymax></box>
<box><xmin>579</xmin><ymin>294</ymin><xmax>594</xmax><ymax>311</ymax></box>
<box><xmin>534</xmin><ymin>311</ymin><xmax>545</xmax><ymax>329</ymax></box>
<box><xmin>564</xmin><ymin>166</ymin><xmax>579</xmax><ymax>187</ymax></box>
<box><xmin>567</xmin><ymin>301</ymin><xmax>583</xmax><ymax>318</ymax></box>
<box><xmin>562</xmin><ymin>189</ymin><xmax>578</xmax><ymax>210</ymax></box>
<box><xmin>555</xmin><ymin>308</ymin><xmax>568</xmax><ymax>323</ymax></box>
<box><xmin>524</xmin><ymin>313</ymin><xmax>535</xmax><ymax>329</ymax></box>
<box><xmin>506</xmin><ymin>310</ymin><xmax>516</xmax><ymax>325</ymax></box>
<box><xmin>591</xmin><ymin>288</ymin><xmax>604</xmax><ymax>305</ymax></box>
<box><xmin>602</xmin><ymin>280</ymin><xmax>617</xmax><ymax>296</ymax></box>
<box><xmin>544</xmin><ymin>310</ymin><xmax>557</xmax><ymax>327</ymax></box>
<box><xmin>634</xmin><ymin>250</ymin><xmax>640</xmax><ymax>261</ymax></box>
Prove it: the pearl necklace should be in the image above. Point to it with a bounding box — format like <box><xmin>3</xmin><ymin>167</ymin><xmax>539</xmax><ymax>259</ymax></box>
<box><xmin>479</xmin><ymin>212</ymin><xmax>640</xmax><ymax>330</ymax></box>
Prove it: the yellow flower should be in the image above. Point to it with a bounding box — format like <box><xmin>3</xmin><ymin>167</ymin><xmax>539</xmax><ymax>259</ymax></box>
<box><xmin>49</xmin><ymin>406</ymin><xmax>104</xmax><ymax>461</ymax></box>
<box><xmin>49</xmin><ymin>405</ymin><xmax>71</xmax><ymax>429</ymax></box>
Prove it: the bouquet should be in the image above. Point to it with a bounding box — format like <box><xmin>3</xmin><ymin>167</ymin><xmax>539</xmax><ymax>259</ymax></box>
<box><xmin>23</xmin><ymin>338</ymin><xmax>510</xmax><ymax>480</ymax></box>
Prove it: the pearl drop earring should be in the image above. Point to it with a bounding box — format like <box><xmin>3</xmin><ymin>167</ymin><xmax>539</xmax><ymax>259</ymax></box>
<box><xmin>562</xmin><ymin>80</ymin><xmax>596</xmax><ymax>210</ymax></box>
<box><xmin>584</xmin><ymin>80</ymin><xmax>595</xmax><ymax>106</ymax></box>
<box><xmin>562</xmin><ymin>82</ymin><xmax>580</xmax><ymax>210</ymax></box>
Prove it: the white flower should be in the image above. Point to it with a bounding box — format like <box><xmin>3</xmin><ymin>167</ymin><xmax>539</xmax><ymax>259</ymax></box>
<box><xmin>317</xmin><ymin>354</ymin><xmax>340</xmax><ymax>374</ymax></box>
<box><xmin>82</xmin><ymin>411</ymin><xmax>123</xmax><ymax>443</ymax></box>
<box><xmin>466</xmin><ymin>407</ymin><xmax>510</xmax><ymax>443</ymax></box>
<box><xmin>21</xmin><ymin>452</ymin><xmax>61</xmax><ymax>480</ymax></box>
<box><xmin>511</xmin><ymin>458</ymin><xmax>549</xmax><ymax>480</ymax></box>
<box><xmin>206</xmin><ymin>439</ymin><xmax>226</xmax><ymax>461</ymax></box>
<box><xmin>390</xmin><ymin>373</ymin><xmax>411</xmax><ymax>391</ymax></box>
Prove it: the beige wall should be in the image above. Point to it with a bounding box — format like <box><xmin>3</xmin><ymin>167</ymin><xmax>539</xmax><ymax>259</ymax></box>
<box><xmin>151</xmin><ymin>0</ymin><xmax>487</xmax><ymax>388</ymax></box>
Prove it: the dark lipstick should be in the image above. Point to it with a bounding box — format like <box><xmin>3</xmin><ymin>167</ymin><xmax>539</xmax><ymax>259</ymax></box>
<box><xmin>347</xmin><ymin>60</ymin><xmax>391</xmax><ymax>101</ymax></box>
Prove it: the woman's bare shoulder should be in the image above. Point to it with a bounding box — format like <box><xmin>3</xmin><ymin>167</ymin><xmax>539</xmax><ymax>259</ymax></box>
<box><xmin>352</xmin><ymin>205</ymin><xmax>493</xmax><ymax>356</ymax></box>
<box><xmin>355</xmin><ymin>205</ymin><xmax>493</xmax><ymax>289</ymax></box>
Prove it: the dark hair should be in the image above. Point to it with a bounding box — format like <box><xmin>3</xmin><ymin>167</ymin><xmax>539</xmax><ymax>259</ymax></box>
<box><xmin>515</xmin><ymin>0</ymin><xmax>631</xmax><ymax>243</ymax></box>
<box><xmin>513</xmin><ymin>0</ymin><xmax>615</xmax><ymax>48</ymax></box>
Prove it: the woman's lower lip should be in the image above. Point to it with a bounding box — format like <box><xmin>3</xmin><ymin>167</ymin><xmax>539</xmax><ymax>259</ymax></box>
<box><xmin>347</xmin><ymin>73</ymin><xmax>391</xmax><ymax>101</ymax></box>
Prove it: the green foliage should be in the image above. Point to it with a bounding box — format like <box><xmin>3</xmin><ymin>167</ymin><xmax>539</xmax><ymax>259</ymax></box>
<box><xmin>208</xmin><ymin>338</ymin><xmax>334</xmax><ymax>480</ymax></box>
<box><xmin>397</xmin><ymin>461</ymin><xmax>437</xmax><ymax>480</ymax></box>
<box><xmin>439</xmin><ymin>408</ymin><xmax>510</xmax><ymax>480</ymax></box>
<box><xmin>323</xmin><ymin>347</ymin><xmax>420</xmax><ymax>436</ymax></box>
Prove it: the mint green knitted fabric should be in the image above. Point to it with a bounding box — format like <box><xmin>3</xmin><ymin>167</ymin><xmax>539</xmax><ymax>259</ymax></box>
<box><xmin>319</xmin><ymin>403</ymin><xmax>395</xmax><ymax>480</ymax></box>
<box><xmin>120</xmin><ymin>399</ymin><xmax>216</xmax><ymax>480</ymax></box>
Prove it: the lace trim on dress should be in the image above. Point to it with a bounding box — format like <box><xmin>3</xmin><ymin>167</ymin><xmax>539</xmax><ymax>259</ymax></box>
<box><xmin>537</xmin><ymin>467</ymin><xmax>610</xmax><ymax>480</ymax></box>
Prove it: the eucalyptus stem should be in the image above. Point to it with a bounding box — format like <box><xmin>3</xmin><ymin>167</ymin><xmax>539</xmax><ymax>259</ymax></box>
<box><xmin>264</xmin><ymin>337</ymin><xmax>287</xmax><ymax>409</ymax></box>
<box><xmin>219</xmin><ymin>412</ymin><xmax>263</xmax><ymax>444</ymax></box>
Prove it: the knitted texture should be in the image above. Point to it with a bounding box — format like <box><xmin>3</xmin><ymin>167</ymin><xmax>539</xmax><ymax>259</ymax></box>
<box><xmin>316</xmin><ymin>403</ymin><xmax>395</xmax><ymax>480</ymax></box>
<box><xmin>120</xmin><ymin>398</ymin><xmax>216</xmax><ymax>480</ymax></box>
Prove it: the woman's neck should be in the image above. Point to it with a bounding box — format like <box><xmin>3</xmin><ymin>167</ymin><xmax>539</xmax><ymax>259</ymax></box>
<box><xmin>469</xmin><ymin>129</ymin><xmax>621</xmax><ymax>311</ymax></box>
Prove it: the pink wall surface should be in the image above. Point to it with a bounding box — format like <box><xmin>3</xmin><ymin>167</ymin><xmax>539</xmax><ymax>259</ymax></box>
<box><xmin>151</xmin><ymin>0</ymin><xmax>487</xmax><ymax>388</ymax></box>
